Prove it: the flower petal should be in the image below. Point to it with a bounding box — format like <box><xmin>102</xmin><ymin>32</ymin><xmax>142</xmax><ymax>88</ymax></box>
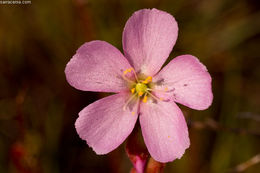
<box><xmin>65</xmin><ymin>40</ymin><xmax>132</xmax><ymax>92</ymax></box>
<box><xmin>139</xmin><ymin>100</ymin><xmax>190</xmax><ymax>163</ymax></box>
<box><xmin>154</xmin><ymin>55</ymin><xmax>213</xmax><ymax>110</ymax></box>
<box><xmin>75</xmin><ymin>92</ymin><xmax>139</xmax><ymax>154</ymax></box>
<box><xmin>122</xmin><ymin>8</ymin><xmax>178</xmax><ymax>76</ymax></box>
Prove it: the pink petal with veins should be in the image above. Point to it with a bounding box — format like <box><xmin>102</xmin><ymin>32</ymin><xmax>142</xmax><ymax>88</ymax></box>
<box><xmin>154</xmin><ymin>55</ymin><xmax>213</xmax><ymax>110</ymax></box>
<box><xmin>65</xmin><ymin>40</ymin><xmax>132</xmax><ymax>93</ymax></box>
<box><xmin>123</xmin><ymin>8</ymin><xmax>178</xmax><ymax>76</ymax></box>
<box><xmin>139</xmin><ymin>100</ymin><xmax>190</xmax><ymax>163</ymax></box>
<box><xmin>75</xmin><ymin>92</ymin><xmax>138</xmax><ymax>154</ymax></box>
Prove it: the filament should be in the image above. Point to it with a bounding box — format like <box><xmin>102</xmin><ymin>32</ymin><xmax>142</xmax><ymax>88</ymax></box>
<box><xmin>123</xmin><ymin>93</ymin><xmax>137</xmax><ymax>111</ymax></box>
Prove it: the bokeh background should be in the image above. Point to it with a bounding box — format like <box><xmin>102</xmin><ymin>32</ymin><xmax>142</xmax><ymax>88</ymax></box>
<box><xmin>1</xmin><ymin>0</ymin><xmax>260</xmax><ymax>172</ymax></box>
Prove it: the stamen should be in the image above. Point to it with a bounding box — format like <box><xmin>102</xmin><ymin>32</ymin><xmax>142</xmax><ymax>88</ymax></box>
<box><xmin>122</xmin><ymin>74</ymin><xmax>135</xmax><ymax>83</ymax></box>
<box><xmin>122</xmin><ymin>68</ymin><xmax>139</xmax><ymax>83</ymax></box>
<box><xmin>142</xmin><ymin>76</ymin><xmax>152</xmax><ymax>84</ymax></box>
<box><xmin>129</xmin><ymin>67</ymin><xmax>139</xmax><ymax>82</ymax></box>
<box><xmin>147</xmin><ymin>87</ymin><xmax>170</xmax><ymax>93</ymax></box>
<box><xmin>138</xmin><ymin>91</ymin><xmax>144</xmax><ymax>96</ymax></box>
<box><xmin>123</xmin><ymin>93</ymin><xmax>137</xmax><ymax>111</ymax></box>
<box><xmin>147</xmin><ymin>91</ymin><xmax>165</xmax><ymax>102</ymax></box>
<box><xmin>131</xmin><ymin>88</ymin><xmax>135</xmax><ymax>94</ymax></box>
<box><xmin>142</xmin><ymin>94</ymin><xmax>148</xmax><ymax>103</ymax></box>
<box><xmin>123</xmin><ymin>68</ymin><xmax>131</xmax><ymax>74</ymax></box>
<box><xmin>131</xmin><ymin>111</ymin><xmax>135</xmax><ymax>115</ymax></box>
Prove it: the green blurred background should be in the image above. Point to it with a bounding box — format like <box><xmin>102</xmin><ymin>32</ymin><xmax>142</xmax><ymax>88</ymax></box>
<box><xmin>1</xmin><ymin>0</ymin><xmax>260</xmax><ymax>172</ymax></box>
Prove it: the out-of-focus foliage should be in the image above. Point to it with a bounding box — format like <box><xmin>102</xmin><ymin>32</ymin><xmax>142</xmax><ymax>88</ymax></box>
<box><xmin>0</xmin><ymin>0</ymin><xmax>260</xmax><ymax>173</ymax></box>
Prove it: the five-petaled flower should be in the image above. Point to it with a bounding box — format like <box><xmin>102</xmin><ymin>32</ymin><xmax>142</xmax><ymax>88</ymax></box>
<box><xmin>65</xmin><ymin>8</ymin><xmax>213</xmax><ymax>163</ymax></box>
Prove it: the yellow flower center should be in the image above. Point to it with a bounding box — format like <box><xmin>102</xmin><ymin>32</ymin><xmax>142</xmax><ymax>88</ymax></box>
<box><xmin>130</xmin><ymin>76</ymin><xmax>152</xmax><ymax>103</ymax></box>
<box><xmin>122</xmin><ymin>68</ymin><xmax>166</xmax><ymax>105</ymax></box>
<box><xmin>135</xmin><ymin>83</ymin><xmax>147</xmax><ymax>95</ymax></box>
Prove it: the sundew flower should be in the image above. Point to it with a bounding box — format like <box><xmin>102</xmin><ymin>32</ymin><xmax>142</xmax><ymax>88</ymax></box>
<box><xmin>65</xmin><ymin>8</ymin><xmax>213</xmax><ymax>163</ymax></box>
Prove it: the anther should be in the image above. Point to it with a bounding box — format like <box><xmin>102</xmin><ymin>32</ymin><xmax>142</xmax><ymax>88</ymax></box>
<box><xmin>143</xmin><ymin>95</ymin><xmax>147</xmax><ymax>103</ymax></box>
<box><xmin>138</xmin><ymin>91</ymin><xmax>144</xmax><ymax>96</ymax></box>
<box><xmin>131</xmin><ymin>88</ymin><xmax>135</xmax><ymax>94</ymax></box>
<box><xmin>122</xmin><ymin>68</ymin><xmax>135</xmax><ymax>83</ymax></box>
<box><xmin>142</xmin><ymin>76</ymin><xmax>152</xmax><ymax>84</ymax></box>
<box><xmin>123</xmin><ymin>68</ymin><xmax>132</xmax><ymax>75</ymax></box>
<box><xmin>122</xmin><ymin>68</ymin><xmax>139</xmax><ymax>83</ymax></box>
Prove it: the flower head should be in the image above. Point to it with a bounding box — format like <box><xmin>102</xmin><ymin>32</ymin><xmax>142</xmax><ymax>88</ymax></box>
<box><xmin>65</xmin><ymin>8</ymin><xmax>213</xmax><ymax>163</ymax></box>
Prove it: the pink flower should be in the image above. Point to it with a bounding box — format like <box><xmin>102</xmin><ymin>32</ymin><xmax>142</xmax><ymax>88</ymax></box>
<box><xmin>65</xmin><ymin>8</ymin><xmax>213</xmax><ymax>163</ymax></box>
